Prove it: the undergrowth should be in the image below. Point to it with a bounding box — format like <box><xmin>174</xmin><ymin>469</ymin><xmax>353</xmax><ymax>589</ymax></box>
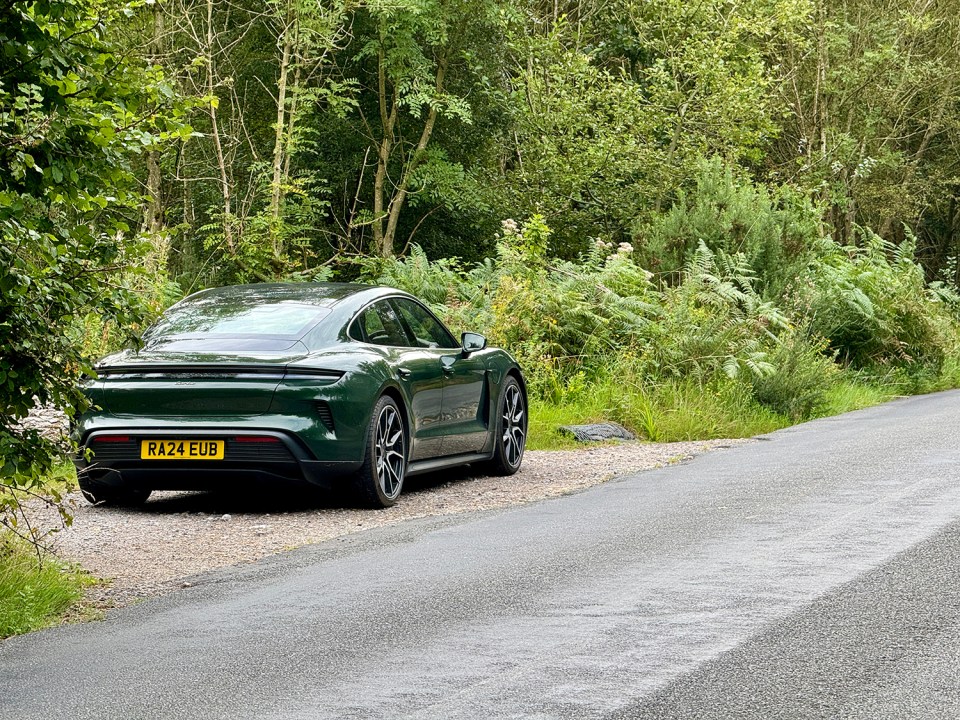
<box><xmin>361</xmin><ymin>203</ymin><xmax>960</xmax><ymax>449</ymax></box>
<box><xmin>0</xmin><ymin>535</ymin><xmax>90</xmax><ymax>638</ymax></box>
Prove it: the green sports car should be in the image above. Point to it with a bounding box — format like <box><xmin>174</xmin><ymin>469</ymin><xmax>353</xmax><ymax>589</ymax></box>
<box><xmin>73</xmin><ymin>283</ymin><xmax>527</xmax><ymax>508</ymax></box>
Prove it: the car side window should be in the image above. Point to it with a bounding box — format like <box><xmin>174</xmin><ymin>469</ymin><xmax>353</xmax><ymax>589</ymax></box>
<box><xmin>392</xmin><ymin>298</ymin><xmax>459</xmax><ymax>349</ymax></box>
<box><xmin>352</xmin><ymin>301</ymin><xmax>410</xmax><ymax>346</ymax></box>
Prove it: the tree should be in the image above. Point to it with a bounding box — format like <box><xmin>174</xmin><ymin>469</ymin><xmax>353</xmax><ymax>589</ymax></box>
<box><xmin>0</xmin><ymin>0</ymin><xmax>186</xmax><ymax>538</ymax></box>
<box><xmin>770</xmin><ymin>0</ymin><xmax>960</xmax><ymax>262</ymax></box>
<box><xmin>499</xmin><ymin>0</ymin><xmax>810</xmax><ymax>257</ymax></box>
<box><xmin>352</xmin><ymin>0</ymin><xmax>508</xmax><ymax>258</ymax></box>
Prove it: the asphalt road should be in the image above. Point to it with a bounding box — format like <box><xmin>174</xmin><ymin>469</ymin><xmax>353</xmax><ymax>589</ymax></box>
<box><xmin>4</xmin><ymin>391</ymin><xmax>960</xmax><ymax>719</ymax></box>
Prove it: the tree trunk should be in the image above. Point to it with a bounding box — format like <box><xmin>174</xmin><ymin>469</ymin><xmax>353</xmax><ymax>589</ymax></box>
<box><xmin>144</xmin><ymin>150</ymin><xmax>163</xmax><ymax>233</ymax></box>
<box><xmin>142</xmin><ymin>4</ymin><xmax>165</xmax><ymax>235</ymax></box>
<box><xmin>206</xmin><ymin>0</ymin><xmax>234</xmax><ymax>254</ymax></box>
<box><xmin>372</xmin><ymin>30</ymin><xmax>399</xmax><ymax>258</ymax></box>
<box><xmin>270</xmin><ymin>0</ymin><xmax>295</xmax><ymax>264</ymax></box>
<box><xmin>375</xmin><ymin>55</ymin><xmax>447</xmax><ymax>258</ymax></box>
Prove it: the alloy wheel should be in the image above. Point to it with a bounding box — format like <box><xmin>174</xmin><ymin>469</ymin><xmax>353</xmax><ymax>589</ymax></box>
<box><xmin>375</xmin><ymin>405</ymin><xmax>405</xmax><ymax>499</ymax></box>
<box><xmin>502</xmin><ymin>383</ymin><xmax>526</xmax><ymax>468</ymax></box>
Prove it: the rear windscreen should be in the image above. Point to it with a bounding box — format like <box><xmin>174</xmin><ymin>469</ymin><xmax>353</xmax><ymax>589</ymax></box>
<box><xmin>145</xmin><ymin>301</ymin><xmax>329</xmax><ymax>340</ymax></box>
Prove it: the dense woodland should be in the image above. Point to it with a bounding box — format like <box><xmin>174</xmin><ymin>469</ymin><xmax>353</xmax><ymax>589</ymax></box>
<box><xmin>6</xmin><ymin>0</ymin><xmax>960</xmax><ymax>496</ymax></box>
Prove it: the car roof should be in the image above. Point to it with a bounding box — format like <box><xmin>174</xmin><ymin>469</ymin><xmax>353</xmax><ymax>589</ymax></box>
<box><xmin>163</xmin><ymin>283</ymin><xmax>422</xmax><ymax>348</ymax></box>
<box><xmin>183</xmin><ymin>282</ymin><xmax>398</xmax><ymax>308</ymax></box>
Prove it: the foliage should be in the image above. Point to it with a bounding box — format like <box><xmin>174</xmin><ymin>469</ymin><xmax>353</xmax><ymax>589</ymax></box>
<box><xmin>499</xmin><ymin>0</ymin><xmax>810</xmax><ymax>257</ymax></box>
<box><xmin>643</xmin><ymin>157</ymin><xmax>821</xmax><ymax>297</ymax></box>
<box><xmin>363</xmin><ymin>211</ymin><xmax>960</xmax><ymax>447</ymax></box>
<box><xmin>0</xmin><ymin>534</ymin><xmax>87</xmax><ymax>638</ymax></box>
<box><xmin>0</xmin><ymin>0</ymin><xmax>186</xmax><ymax>531</ymax></box>
<box><xmin>641</xmin><ymin>243</ymin><xmax>787</xmax><ymax>383</ymax></box>
<box><xmin>770</xmin><ymin>0</ymin><xmax>960</xmax><ymax>268</ymax></box>
<box><xmin>751</xmin><ymin>333</ymin><xmax>839</xmax><ymax>420</ymax></box>
<box><xmin>791</xmin><ymin>232</ymin><xmax>960</xmax><ymax>370</ymax></box>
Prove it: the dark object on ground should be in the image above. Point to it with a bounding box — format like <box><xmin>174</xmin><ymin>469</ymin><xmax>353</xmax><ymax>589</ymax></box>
<box><xmin>559</xmin><ymin>423</ymin><xmax>636</xmax><ymax>442</ymax></box>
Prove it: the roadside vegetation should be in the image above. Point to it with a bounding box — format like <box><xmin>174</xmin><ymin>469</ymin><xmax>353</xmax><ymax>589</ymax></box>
<box><xmin>6</xmin><ymin>0</ymin><xmax>960</xmax><ymax>634</ymax></box>
<box><xmin>0</xmin><ymin>534</ymin><xmax>90</xmax><ymax>639</ymax></box>
<box><xmin>361</xmin><ymin>201</ymin><xmax>960</xmax><ymax>446</ymax></box>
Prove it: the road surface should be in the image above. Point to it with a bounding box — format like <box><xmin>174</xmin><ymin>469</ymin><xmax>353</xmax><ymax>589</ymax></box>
<box><xmin>4</xmin><ymin>391</ymin><xmax>960</xmax><ymax>719</ymax></box>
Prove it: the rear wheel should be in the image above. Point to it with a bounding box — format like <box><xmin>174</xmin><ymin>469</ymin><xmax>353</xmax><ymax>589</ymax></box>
<box><xmin>353</xmin><ymin>395</ymin><xmax>407</xmax><ymax>508</ymax></box>
<box><xmin>78</xmin><ymin>477</ymin><xmax>152</xmax><ymax>507</ymax></box>
<box><xmin>482</xmin><ymin>376</ymin><xmax>526</xmax><ymax>476</ymax></box>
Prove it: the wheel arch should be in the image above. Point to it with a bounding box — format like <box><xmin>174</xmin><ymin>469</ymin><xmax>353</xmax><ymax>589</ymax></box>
<box><xmin>505</xmin><ymin>366</ymin><xmax>528</xmax><ymax>406</ymax></box>
<box><xmin>378</xmin><ymin>383</ymin><xmax>412</xmax><ymax>440</ymax></box>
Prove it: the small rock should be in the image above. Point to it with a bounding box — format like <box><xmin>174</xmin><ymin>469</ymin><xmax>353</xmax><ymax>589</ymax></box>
<box><xmin>558</xmin><ymin>423</ymin><xmax>636</xmax><ymax>442</ymax></box>
<box><xmin>221</xmin><ymin>514</ymin><xmax>232</xmax><ymax>521</ymax></box>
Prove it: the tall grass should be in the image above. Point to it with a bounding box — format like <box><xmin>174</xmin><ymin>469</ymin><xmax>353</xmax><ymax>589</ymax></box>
<box><xmin>0</xmin><ymin>536</ymin><xmax>87</xmax><ymax>638</ymax></box>
<box><xmin>529</xmin><ymin>376</ymin><xmax>789</xmax><ymax>449</ymax></box>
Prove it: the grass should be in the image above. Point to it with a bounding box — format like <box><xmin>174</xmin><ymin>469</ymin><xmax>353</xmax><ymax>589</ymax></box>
<box><xmin>527</xmin><ymin>360</ymin><xmax>960</xmax><ymax>451</ymax></box>
<box><xmin>0</xmin><ymin>535</ymin><xmax>91</xmax><ymax>639</ymax></box>
<box><xmin>529</xmin><ymin>376</ymin><xmax>791</xmax><ymax>450</ymax></box>
<box><xmin>817</xmin><ymin>378</ymin><xmax>897</xmax><ymax>417</ymax></box>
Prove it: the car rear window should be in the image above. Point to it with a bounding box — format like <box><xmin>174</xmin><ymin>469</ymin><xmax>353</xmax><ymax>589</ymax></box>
<box><xmin>146</xmin><ymin>301</ymin><xmax>329</xmax><ymax>340</ymax></box>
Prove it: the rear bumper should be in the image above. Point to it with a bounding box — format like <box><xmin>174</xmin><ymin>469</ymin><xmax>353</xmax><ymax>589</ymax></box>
<box><xmin>74</xmin><ymin>460</ymin><xmax>362</xmax><ymax>491</ymax></box>
<box><xmin>75</xmin><ymin>427</ymin><xmax>363</xmax><ymax>492</ymax></box>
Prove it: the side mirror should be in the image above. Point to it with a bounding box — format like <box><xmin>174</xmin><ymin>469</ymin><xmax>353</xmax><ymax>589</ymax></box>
<box><xmin>461</xmin><ymin>332</ymin><xmax>487</xmax><ymax>355</ymax></box>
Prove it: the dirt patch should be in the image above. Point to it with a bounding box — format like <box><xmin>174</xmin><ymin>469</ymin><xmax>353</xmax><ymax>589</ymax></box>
<box><xmin>38</xmin><ymin>439</ymin><xmax>750</xmax><ymax>609</ymax></box>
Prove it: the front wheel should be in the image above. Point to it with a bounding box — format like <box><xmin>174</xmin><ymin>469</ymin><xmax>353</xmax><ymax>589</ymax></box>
<box><xmin>482</xmin><ymin>376</ymin><xmax>527</xmax><ymax>476</ymax></box>
<box><xmin>353</xmin><ymin>395</ymin><xmax>407</xmax><ymax>508</ymax></box>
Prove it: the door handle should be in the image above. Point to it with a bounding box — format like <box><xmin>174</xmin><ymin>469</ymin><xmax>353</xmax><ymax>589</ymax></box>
<box><xmin>398</xmin><ymin>367</ymin><xmax>412</xmax><ymax>379</ymax></box>
<box><xmin>440</xmin><ymin>356</ymin><xmax>456</xmax><ymax>374</ymax></box>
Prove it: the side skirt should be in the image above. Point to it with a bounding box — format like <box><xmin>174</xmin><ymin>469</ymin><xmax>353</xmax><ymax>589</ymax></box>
<box><xmin>406</xmin><ymin>452</ymin><xmax>492</xmax><ymax>478</ymax></box>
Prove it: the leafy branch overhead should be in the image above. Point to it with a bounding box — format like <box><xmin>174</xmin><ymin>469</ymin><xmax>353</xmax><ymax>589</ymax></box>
<box><xmin>0</xmin><ymin>0</ymin><xmax>188</xmax><ymax>527</ymax></box>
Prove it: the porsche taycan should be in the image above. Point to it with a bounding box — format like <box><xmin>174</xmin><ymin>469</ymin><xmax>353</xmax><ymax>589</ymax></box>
<box><xmin>73</xmin><ymin>283</ymin><xmax>527</xmax><ymax>508</ymax></box>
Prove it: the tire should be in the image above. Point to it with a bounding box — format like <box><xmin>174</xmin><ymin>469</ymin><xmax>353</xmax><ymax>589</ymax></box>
<box><xmin>482</xmin><ymin>376</ymin><xmax>527</xmax><ymax>476</ymax></box>
<box><xmin>353</xmin><ymin>395</ymin><xmax>408</xmax><ymax>508</ymax></box>
<box><xmin>78</xmin><ymin>477</ymin><xmax>152</xmax><ymax>507</ymax></box>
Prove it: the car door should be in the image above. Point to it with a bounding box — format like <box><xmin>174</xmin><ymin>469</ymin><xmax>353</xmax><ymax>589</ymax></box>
<box><xmin>352</xmin><ymin>301</ymin><xmax>444</xmax><ymax>460</ymax></box>
<box><xmin>391</xmin><ymin>298</ymin><xmax>488</xmax><ymax>456</ymax></box>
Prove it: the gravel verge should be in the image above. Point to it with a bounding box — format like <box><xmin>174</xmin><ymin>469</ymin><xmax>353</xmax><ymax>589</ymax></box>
<box><xmin>36</xmin><ymin>439</ymin><xmax>750</xmax><ymax>610</ymax></box>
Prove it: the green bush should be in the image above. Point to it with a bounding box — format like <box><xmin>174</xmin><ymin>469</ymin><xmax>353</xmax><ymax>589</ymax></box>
<box><xmin>793</xmin><ymin>232</ymin><xmax>960</xmax><ymax>371</ymax></box>
<box><xmin>641</xmin><ymin>157</ymin><xmax>819</xmax><ymax>297</ymax></box>
<box><xmin>343</xmin><ymin>210</ymin><xmax>960</xmax><ymax>447</ymax></box>
<box><xmin>639</xmin><ymin>243</ymin><xmax>786</xmax><ymax>383</ymax></box>
<box><xmin>752</xmin><ymin>333</ymin><xmax>839</xmax><ymax>420</ymax></box>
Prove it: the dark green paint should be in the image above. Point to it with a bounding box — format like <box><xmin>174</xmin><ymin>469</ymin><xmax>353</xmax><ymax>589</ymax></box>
<box><xmin>74</xmin><ymin>283</ymin><xmax>525</xmax><ymax>493</ymax></box>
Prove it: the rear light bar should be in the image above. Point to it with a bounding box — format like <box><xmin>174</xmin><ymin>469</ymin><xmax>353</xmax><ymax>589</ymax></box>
<box><xmin>95</xmin><ymin>364</ymin><xmax>344</xmax><ymax>381</ymax></box>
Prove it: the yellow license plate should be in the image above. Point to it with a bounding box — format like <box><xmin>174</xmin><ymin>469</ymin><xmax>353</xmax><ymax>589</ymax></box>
<box><xmin>140</xmin><ymin>439</ymin><xmax>225</xmax><ymax>460</ymax></box>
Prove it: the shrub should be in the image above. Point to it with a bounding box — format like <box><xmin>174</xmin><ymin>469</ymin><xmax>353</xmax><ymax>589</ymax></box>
<box><xmin>639</xmin><ymin>243</ymin><xmax>786</xmax><ymax>383</ymax></box>
<box><xmin>641</xmin><ymin>157</ymin><xmax>819</xmax><ymax>297</ymax></box>
<box><xmin>752</xmin><ymin>333</ymin><xmax>839</xmax><ymax>420</ymax></box>
<box><xmin>794</xmin><ymin>231</ymin><xmax>960</xmax><ymax>371</ymax></box>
